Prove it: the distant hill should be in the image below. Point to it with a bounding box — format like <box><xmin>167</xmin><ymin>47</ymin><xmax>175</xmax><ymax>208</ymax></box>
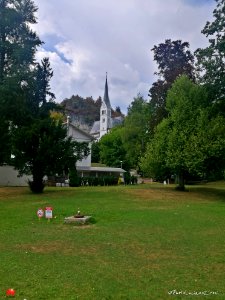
<box><xmin>61</xmin><ymin>95</ymin><xmax>124</xmax><ymax>132</ymax></box>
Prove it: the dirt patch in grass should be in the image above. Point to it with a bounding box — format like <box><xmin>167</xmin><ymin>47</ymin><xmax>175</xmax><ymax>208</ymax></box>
<box><xmin>127</xmin><ymin>243</ymin><xmax>178</xmax><ymax>261</ymax></box>
<box><xmin>15</xmin><ymin>241</ymin><xmax>99</xmax><ymax>255</ymax></box>
<box><xmin>124</xmin><ymin>186</ymin><xmax>222</xmax><ymax>204</ymax></box>
<box><xmin>56</xmin><ymin>224</ymin><xmax>97</xmax><ymax>231</ymax></box>
<box><xmin>125</xmin><ymin>188</ymin><xmax>188</xmax><ymax>201</ymax></box>
<box><xmin>0</xmin><ymin>187</ymin><xmax>29</xmax><ymax>200</ymax></box>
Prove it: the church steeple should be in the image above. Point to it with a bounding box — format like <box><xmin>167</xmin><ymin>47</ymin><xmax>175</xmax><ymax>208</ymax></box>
<box><xmin>99</xmin><ymin>72</ymin><xmax>112</xmax><ymax>138</ymax></box>
<box><xmin>103</xmin><ymin>72</ymin><xmax>111</xmax><ymax>108</ymax></box>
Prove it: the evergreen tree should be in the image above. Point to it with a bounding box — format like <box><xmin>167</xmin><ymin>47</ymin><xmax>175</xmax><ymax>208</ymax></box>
<box><xmin>0</xmin><ymin>0</ymin><xmax>90</xmax><ymax>192</ymax></box>
<box><xmin>0</xmin><ymin>0</ymin><xmax>41</xmax><ymax>164</ymax></box>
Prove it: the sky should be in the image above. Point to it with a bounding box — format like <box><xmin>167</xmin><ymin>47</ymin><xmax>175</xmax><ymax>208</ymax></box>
<box><xmin>33</xmin><ymin>0</ymin><xmax>215</xmax><ymax>114</ymax></box>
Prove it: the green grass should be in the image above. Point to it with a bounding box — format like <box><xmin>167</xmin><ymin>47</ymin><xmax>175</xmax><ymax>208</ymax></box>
<box><xmin>0</xmin><ymin>182</ymin><xmax>225</xmax><ymax>299</ymax></box>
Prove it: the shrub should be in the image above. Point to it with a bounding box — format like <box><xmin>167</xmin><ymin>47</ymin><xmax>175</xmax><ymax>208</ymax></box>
<box><xmin>69</xmin><ymin>168</ymin><xmax>80</xmax><ymax>187</ymax></box>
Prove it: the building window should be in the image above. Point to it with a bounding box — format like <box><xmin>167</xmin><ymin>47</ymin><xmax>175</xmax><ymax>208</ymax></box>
<box><xmin>102</xmin><ymin>118</ymin><xmax>105</xmax><ymax>123</ymax></box>
<box><xmin>102</xmin><ymin>110</ymin><xmax>106</xmax><ymax>115</ymax></box>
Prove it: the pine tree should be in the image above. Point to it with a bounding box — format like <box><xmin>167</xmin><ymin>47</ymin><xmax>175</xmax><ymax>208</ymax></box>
<box><xmin>0</xmin><ymin>0</ymin><xmax>90</xmax><ymax>192</ymax></box>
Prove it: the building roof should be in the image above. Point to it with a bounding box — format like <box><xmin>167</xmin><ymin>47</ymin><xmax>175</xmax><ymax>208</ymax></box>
<box><xmin>90</xmin><ymin>117</ymin><xmax>123</xmax><ymax>136</ymax></box>
<box><xmin>90</xmin><ymin>120</ymin><xmax>100</xmax><ymax>135</ymax></box>
<box><xmin>103</xmin><ymin>73</ymin><xmax>111</xmax><ymax>108</ymax></box>
<box><xmin>76</xmin><ymin>166</ymin><xmax>126</xmax><ymax>173</ymax></box>
<box><xmin>112</xmin><ymin>116</ymin><xmax>124</xmax><ymax>126</ymax></box>
<box><xmin>69</xmin><ymin>122</ymin><xmax>95</xmax><ymax>140</ymax></box>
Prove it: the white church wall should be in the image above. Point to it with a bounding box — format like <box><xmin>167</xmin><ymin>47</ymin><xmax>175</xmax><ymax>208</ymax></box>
<box><xmin>67</xmin><ymin>124</ymin><xmax>92</xmax><ymax>168</ymax></box>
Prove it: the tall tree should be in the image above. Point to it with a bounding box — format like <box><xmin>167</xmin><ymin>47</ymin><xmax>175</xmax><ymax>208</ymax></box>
<box><xmin>141</xmin><ymin>76</ymin><xmax>214</xmax><ymax>190</ymax></box>
<box><xmin>12</xmin><ymin>118</ymin><xmax>89</xmax><ymax>193</ymax></box>
<box><xmin>0</xmin><ymin>0</ymin><xmax>90</xmax><ymax>192</ymax></box>
<box><xmin>0</xmin><ymin>0</ymin><xmax>41</xmax><ymax>164</ymax></box>
<box><xmin>149</xmin><ymin>39</ymin><xmax>195</xmax><ymax>130</ymax></box>
<box><xmin>165</xmin><ymin>76</ymin><xmax>207</xmax><ymax>189</ymax></box>
<box><xmin>195</xmin><ymin>0</ymin><xmax>225</xmax><ymax>113</ymax></box>
<box><xmin>99</xmin><ymin>126</ymin><xmax>129</xmax><ymax>170</ymax></box>
<box><xmin>152</xmin><ymin>39</ymin><xmax>195</xmax><ymax>83</ymax></box>
<box><xmin>122</xmin><ymin>94</ymin><xmax>151</xmax><ymax>168</ymax></box>
<box><xmin>0</xmin><ymin>0</ymin><xmax>41</xmax><ymax>84</ymax></box>
<box><xmin>139</xmin><ymin>118</ymin><xmax>170</xmax><ymax>181</ymax></box>
<box><xmin>11</xmin><ymin>57</ymin><xmax>90</xmax><ymax>193</ymax></box>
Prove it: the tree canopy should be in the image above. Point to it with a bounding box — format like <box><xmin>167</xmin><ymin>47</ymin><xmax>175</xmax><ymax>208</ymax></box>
<box><xmin>195</xmin><ymin>0</ymin><xmax>225</xmax><ymax>113</ymax></box>
<box><xmin>99</xmin><ymin>126</ymin><xmax>129</xmax><ymax>170</ymax></box>
<box><xmin>149</xmin><ymin>39</ymin><xmax>195</xmax><ymax>130</ymax></box>
<box><xmin>0</xmin><ymin>0</ymin><xmax>42</xmax><ymax>164</ymax></box>
<box><xmin>141</xmin><ymin>75</ymin><xmax>225</xmax><ymax>189</ymax></box>
<box><xmin>0</xmin><ymin>0</ymin><xmax>89</xmax><ymax>192</ymax></box>
<box><xmin>122</xmin><ymin>94</ymin><xmax>151</xmax><ymax>168</ymax></box>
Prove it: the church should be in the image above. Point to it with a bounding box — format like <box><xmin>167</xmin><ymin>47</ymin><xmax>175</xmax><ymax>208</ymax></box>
<box><xmin>90</xmin><ymin>74</ymin><xmax>123</xmax><ymax>140</ymax></box>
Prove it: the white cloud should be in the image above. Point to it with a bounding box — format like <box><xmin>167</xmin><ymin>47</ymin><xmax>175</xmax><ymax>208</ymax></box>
<box><xmin>33</xmin><ymin>0</ymin><xmax>215</xmax><ymax>113</ymax></box>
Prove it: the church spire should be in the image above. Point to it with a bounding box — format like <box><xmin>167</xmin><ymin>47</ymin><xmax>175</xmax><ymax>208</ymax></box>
<box><xmin>103</xmin><ymin>72</ymin><xmax>111</xmax><ymax>108</ymax></box>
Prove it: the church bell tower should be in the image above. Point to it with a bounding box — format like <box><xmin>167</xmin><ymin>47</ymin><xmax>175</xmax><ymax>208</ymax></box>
<box><xmin>100</xmin><ymin>73</ymin><xmax>112</xmax><ymax>138</ymax></box>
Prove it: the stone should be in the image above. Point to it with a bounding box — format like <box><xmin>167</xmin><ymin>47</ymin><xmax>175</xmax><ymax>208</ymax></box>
<box><xmin>64</xmin><ymin>215</ymin><xmax>92</xmax><ymax>225</ymax></box>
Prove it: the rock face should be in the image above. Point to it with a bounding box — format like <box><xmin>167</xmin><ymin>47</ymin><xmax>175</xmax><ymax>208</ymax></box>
<box><xmin>64</xmin><ymin>216</ymin><xmax>92</xmax><ymax>225</ymax></box>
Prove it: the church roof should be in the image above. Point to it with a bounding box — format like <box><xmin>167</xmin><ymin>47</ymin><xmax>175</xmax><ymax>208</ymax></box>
<box><xmin>90</xmin><ymin>117</ymin><xmax>123</xmax><ymax>136</ymax></box>
<box><xmin>90</xmin><ymin>120</ymin><xmax>100</xmax><ymax>135</ymax></box>
<box><xmin>69</xmin><ymin>122</ymin><xmax>95</xmax><ymax>140</ymax></box>
<box><xmin>64</xmin><ymin>119</ymin><xmax>95</xmax><ymax>140</ymax></box>
<box><xmin>112</xmin><ymin>116</ymin><xmax>124</xmax><ymax>126</ymax></box>
<box><xmin>76</xmin><ymin>166</ymin><xmax>126</xmax><ymax>173</ymax></box>
<box><xmin>103</xmin><ymin>74</ymin><xmax>111</xmax><ymax>108</ymax></box>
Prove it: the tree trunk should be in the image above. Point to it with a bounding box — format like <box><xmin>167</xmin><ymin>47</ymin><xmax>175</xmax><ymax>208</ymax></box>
<box><xmin>176</xmin><ymin>172</ymin><xmax>185</xmax><ymax>191</ymax></box>
<box><xmin>29</xmin><ymin>170</ymin><xmax>45</xmax><ymax>193</ymax></box>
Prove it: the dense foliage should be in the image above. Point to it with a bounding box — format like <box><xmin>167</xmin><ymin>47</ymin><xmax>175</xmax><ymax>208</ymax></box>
<box><xmin>0</xmin><ymin>0</ymin><xmax>89</xmax><ymax>193</ymax></box>
<box><xmin>140</xmin><ymin>76</ymin><xmax>225</xmax><ymax>189</ymax></box>
<box><xmin>149</xmin><ymin>39</ymin><xmax>195</xmax><ymax>131</ymax></box>
<box><xmin>195</xmin><ymin>0</ymin><xmax>225</xmax><ymax>111</ymax></box>
<box><xmin>0</xmin><ymin>0</ymin><xmax>41</xmax><ymax>164</ymax></box>
<box><xmin>99</xmin><ymin>126</ymin><xmax>130</xmax><ymax>170</ymax></box>
<box><xmin>122</xmin><ymin>95</ymin><xmax>151</xmax><ymax>168</ymax></box>
<box><xmin>140</xmin><ymin>0</ymin><xmax>225</xmax><ymax>189</ymax></box>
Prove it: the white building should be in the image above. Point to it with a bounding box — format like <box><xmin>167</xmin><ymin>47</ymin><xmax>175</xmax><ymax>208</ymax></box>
<box><xmin>66</xmin><ymin>117</ymin><xmax>94</xmax><ymax>168</ymax></box>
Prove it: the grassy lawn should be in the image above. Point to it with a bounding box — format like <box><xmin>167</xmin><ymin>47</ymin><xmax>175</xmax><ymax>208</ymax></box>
<box><xmin>0</xmin><ymin>182</ymin><xmax>225</xmax><ymax>299</ymax></box>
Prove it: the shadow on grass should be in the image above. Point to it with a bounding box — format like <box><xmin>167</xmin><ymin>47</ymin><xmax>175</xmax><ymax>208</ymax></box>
<box><xmin>189</xmin><ymin>185</ymin><xmax>225</xmax><ymax>203</ymax></box>
<box><xmin>131</xmin><ymin>182</ymin><xmax>225</xmax><ymax>203</ymax></box>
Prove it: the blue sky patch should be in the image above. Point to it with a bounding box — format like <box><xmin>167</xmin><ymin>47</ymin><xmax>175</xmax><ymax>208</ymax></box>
<box><xmin>182</xmin><ymin>0</ymin><xmax>214</xmax><ymax>6</ymax></box>
<box><xmin>42</xmin><ymin>34</ymin><xmax>72</xmax><ymax>65</ymax></box>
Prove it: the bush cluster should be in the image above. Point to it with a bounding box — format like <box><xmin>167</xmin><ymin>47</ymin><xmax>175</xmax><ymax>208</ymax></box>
<box><xmin>124</xmin><ymin>173</ymin><xmax>138</xmax><ymax>185</ymax></box>
<box><xmin>69</xmin><ymin>175</ymin><xmax>119</xmax><ymax>187</ymax></box>
<box><xmin>69</xmin><ymin>168</ymin><xmax>138</xmax><ymax>187</ymax></box>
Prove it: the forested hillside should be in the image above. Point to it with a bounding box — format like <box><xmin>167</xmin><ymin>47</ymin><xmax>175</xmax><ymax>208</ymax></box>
<box><xmin>61</xmin><ymin>95</ymin><xmax>124</xmax><ymax>131</ymax></box>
